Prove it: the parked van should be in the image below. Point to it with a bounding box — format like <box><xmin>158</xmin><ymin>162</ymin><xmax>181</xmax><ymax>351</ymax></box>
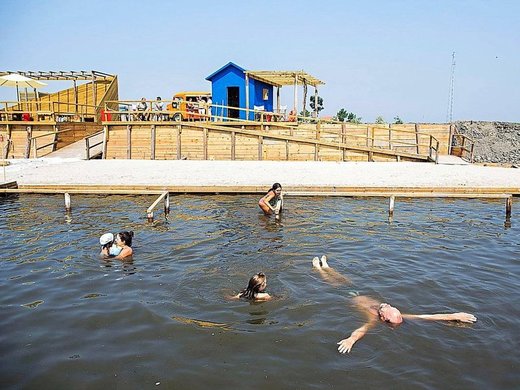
<box><xmin>167</xmin><ymin>91</ymin><xmax>211</xmax><ymax>121</ymax></box>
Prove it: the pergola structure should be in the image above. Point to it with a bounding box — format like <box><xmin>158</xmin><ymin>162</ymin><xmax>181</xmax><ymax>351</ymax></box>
<box><xmin>244</xmin><ymin>70</ymin><xmax>325</xmax><ymax>117</ymax></box>
<box><xmin>0</xmin><ymin>70</ymin><xmax>115</xmax><ymax>105</ymax></box>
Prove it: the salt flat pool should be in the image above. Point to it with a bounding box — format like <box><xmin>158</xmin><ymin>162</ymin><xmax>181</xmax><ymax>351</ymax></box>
<box><xmin>0</xmin><ymin>195</ymin><xmax>518</xmax><ymax>389</ymax></box>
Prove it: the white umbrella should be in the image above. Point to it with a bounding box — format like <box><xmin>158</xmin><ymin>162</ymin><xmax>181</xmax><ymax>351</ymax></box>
<box><xmin>0</xmin><ymin>74</ymin><xmax>47</xmax><ymax>101</ymax></box>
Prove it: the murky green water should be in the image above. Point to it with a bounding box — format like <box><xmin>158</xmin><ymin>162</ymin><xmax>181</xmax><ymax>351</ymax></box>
<box><xmin>0</xmin><ymin>195</ymin><xmax>518</xmax><ymax>389</ymax></box>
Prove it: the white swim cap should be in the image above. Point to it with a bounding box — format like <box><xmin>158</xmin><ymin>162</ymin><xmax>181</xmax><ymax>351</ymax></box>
<box><xmin>99</xmin><ymin>233</ymin><xmax>114</xmax><ymax>245</ymax></box>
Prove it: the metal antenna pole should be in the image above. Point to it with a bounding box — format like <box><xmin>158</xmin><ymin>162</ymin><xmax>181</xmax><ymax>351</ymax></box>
<box><xmin>446</xmin><ymin>51</ymin><xmax>456</xmax><ymax>123</ymax></box>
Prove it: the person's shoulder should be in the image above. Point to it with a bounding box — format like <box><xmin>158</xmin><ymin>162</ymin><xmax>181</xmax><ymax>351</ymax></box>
<box><xmin>255</xmin><ymin>292</ymin><xmax>272</xmax><ymax>301</ymax></box>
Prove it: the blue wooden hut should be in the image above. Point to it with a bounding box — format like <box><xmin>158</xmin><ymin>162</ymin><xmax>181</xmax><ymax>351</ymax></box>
<box><xmin>206</xmin><ymin>62</ymin><xmax>325</xmax><ymax>121</ymax></box>
<box><xmin>206</xmin><ymin>62</ymin><xmax>274</xmax><ymax>120</ymax></box>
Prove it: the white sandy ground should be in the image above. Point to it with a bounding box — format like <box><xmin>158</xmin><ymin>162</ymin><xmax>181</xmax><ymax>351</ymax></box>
<box><xmin>1</xmin><ymin>158</ymin><xmax>519</xmax><ymax>192</ymax></box>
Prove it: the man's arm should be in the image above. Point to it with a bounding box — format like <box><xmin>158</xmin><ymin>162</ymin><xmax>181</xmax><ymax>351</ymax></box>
<box><xmin>402</xmin><ymin>312</ymin><xmax>477</xmax><ymax>323</ymax></box>
<box><xmin>338</xmin><ymin>296</ymin><xmax>379</xmax><ymax>354</ymax></box>
<box><xmin>337</xmin><ymin>317</ymin><xmax>377</xmax><ymax>354</ymax></box>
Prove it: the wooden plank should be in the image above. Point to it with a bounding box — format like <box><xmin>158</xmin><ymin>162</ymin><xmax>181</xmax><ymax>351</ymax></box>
<box><xmin>203</xmin><ymin>127</ymin><xmax>208</xmax><ymax>160</ymax></box>
<box><xmin>151</xmin><ymin>124</ymin><xmax>156</xmax><ymax>160</ymax></box>
<box><xmin>177</xmin><ymin>124</ymin><xmax>182</xmax><ymax>159</ymax></box>
<box><xmin>3</xmin><ymin>185</ymin><xmax>517</xmax><ymax>198</ymax></box>
<box><xmin>231</xmin><ymin>131</ymin><xmax>236</xmax><ymax>160</ymax></box>
<box><xmin>126</xmin><ymin>125</ymin><xmax>132</xmax><ymax>158</ymax></box>
<box><xmin>258</xmin><ymin>135</ymin><xmax>263</xmax><ymax>160</ymax></box>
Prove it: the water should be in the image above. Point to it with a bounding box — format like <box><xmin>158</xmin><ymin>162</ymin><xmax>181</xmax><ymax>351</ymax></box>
<box><xmin>0</xmin><ymin>195</ymin><xmax>519</xmax><ymax>389</ymax></box>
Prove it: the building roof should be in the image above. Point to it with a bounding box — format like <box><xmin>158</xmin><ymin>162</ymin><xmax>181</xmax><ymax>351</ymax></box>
<box><xmin>205</xmin><ymin>62</ymin><xmax>246</xmax><ymax>81</ymax></box>
<box><xmin>0</xmin><ymin>70</ymin><xmax>115</xmax><ymax>81</ymax></box>
<box><xmin>206</xmin><ymin>62</ymin><xmax>324</xmax><ymax>88</ymax></box>
<box><xmin>245</xmin><ymin>70</ymin><xmax>325</xmax><ymax>88</ymax></box>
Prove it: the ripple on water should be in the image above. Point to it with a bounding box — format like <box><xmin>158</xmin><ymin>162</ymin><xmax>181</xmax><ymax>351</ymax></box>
<box><xmin>0</xmin><ymin>194</ymin><xmax>519</xmax><ymax>389</ymax></box>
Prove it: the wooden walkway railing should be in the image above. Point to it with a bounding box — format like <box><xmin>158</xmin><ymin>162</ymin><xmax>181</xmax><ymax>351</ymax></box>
<box><xmin>102</xmin><ymin>120</ymin><xmax>439</xmax><ymax>163</ymax></box>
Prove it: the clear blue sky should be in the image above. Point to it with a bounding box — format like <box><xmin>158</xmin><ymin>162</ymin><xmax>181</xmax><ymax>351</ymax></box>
<box><xmin>1</xmin><ymin>0</ymin><xmax>518</xmax><ymax>123</ymax></box>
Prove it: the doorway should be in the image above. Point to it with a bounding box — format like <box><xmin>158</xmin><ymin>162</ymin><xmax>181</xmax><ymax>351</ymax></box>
<box><xmin>227</xmin><ymin>87</ymin><xmax>239</xmax><ymax>119</ymax></box>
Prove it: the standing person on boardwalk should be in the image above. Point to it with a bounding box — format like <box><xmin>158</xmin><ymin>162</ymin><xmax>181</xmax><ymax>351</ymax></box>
<box><xmin>137</xmin><ymin>97</ymin><xmax>148</xmax><ymax>121</ymax></box>
<box><xmin>258</xmin><ymin>183</ymin><xmax>283</xmax><ymax>216</ymax></box>
<box><xmin>153</xmin><ymin>97</ymin><xmax>164</xmax><ymax>121</ymax></box>
<box><xmin>312</xmin><ymin>256</ymin><xmax>477</xmax><ymax>354</ymax></box>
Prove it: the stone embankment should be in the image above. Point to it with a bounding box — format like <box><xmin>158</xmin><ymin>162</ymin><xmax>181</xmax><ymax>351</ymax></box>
<box><xmin>454</xmin><ymin>121</ymin><xmax>520</xmax><ymax>165</ymax></box>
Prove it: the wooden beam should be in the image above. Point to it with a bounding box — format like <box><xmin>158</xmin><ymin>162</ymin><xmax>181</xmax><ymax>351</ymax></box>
<box><xmin>151</xmin><ymin>124</ymin><xmax>156</xmax><ymax>160</ymax></box>
<box><xmin>3</xmin><ymin>185</ymin><xmax>517</xmax><ymax>198</ymax></box>
<box><xmin>203</xmin><ymin>127</ymin><xmax>208</xmax><ymax>160</ymax></box>
<box><xmin>258</xmin><ymin>135</ymin><xmax>263</xmax><ymax>160</ymax></box>
<box><xmin>127</xmin><ymin>125</ymin><xmax>132</xmax><ymax>159</ymax></box>
<box><xmin>245</xmin><ymin>73</ymin><xmax>249</xmax><ymax>120</ymax></box>
<box><xmin>231</xmin><ymin>131</ymin><xmax>236</xmax><ymax>160</ymax></box>
<box><xmin>177</xmin><ymin>124</ymin><xmax>182</xmax><ymax>160</ymax></box>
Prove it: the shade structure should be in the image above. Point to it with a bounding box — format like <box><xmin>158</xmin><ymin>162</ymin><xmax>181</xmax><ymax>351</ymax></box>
<box><xmin>0</xmin><ymin>73</ymin><xmax>47</xmax><ymax>89</ymax></box>
<box><xmin>0</xmin><ymin>73</ymin><xmax>47</xmax><ymax>102</ymax></box>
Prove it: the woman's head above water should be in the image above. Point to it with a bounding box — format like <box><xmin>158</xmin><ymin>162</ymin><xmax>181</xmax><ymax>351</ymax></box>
<box><xmin>269</xmin><ymin>183</ymin><xmax>282</xmax><ymax>194</ymax></box>
<box><xmin>239</xmin><ymin>272</ymin><xmax>268</xmax><ymax>300</ymax></box>
<box><xmin>116</xmin><ymin>231</ymin><xmax>134</xmax><ymax>247</ymax></box>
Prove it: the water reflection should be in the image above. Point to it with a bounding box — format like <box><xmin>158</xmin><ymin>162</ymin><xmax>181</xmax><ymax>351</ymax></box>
<box><xmin>0</xmin><ymin>195</ymin><xmax>518</xmax><ymax>389</ymax></box>
<box><xmin>101</xmin><ymin>257</ymin><xmax>137</xmax><ymax>276</ymax></box>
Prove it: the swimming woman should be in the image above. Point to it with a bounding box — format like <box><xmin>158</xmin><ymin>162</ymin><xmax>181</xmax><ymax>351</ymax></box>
<box><xmin>99</xmin><ymin>233</ymin><xmax>122</xmax><ymax>257</ymax></box>
<box><xmin>234</xmin><ymin>272</ymin><xmax>272</xmax><ymax>301</ymax></box>
<box><xmin>312</xmin><ymin>256</ymin><xmax>477</xmax><ymax>354</ymax></box>
<box><xmin>113</xmin><ymin>231</ymin><xmax>134</xmax><ymax>260</ymax></box>
<box><xmin>258</xmin><ymin>183</ymin><xmax>283</xmax><ymax>216</ymax></box>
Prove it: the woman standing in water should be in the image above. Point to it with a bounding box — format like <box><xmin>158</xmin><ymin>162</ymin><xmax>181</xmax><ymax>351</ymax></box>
<box><xmin>114</xmin><ymin>231</ymin><xmax>134</xmax><ymax>260</ymax></box>
<box><xmin>235</xmin><ymin>272</ymin><xmax>272</xmax><ymax>301</ymax></box>
<box><xmin>259</xmin><ymin>183</ymin><xmax>283</xmax><ymax>216</ymax></box>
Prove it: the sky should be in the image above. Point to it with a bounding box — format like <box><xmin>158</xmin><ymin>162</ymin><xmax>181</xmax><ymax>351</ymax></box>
<box><xmin>1</xmin><ymin>0</ymin><xmax>519</xmax><ymax>123</ymax></box>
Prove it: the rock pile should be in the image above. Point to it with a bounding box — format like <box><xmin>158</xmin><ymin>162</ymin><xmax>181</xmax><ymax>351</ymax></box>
<box><xmin>454</xmin><ymin>121</ymin><xmax>520</xmax><ymax>165</ymax></box>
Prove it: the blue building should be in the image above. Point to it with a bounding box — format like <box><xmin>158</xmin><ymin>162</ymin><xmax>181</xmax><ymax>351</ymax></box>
<box><xmin>206</xmin><ymin>62</ymin><xmax>275</xmax><ymax>121</ymax></box>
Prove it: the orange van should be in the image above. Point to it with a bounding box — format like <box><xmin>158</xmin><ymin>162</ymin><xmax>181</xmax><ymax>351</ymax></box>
<box><xmin>166</xmin><ymin>91</ymin><xmax>211</xmax><ymax>121</ymax></box>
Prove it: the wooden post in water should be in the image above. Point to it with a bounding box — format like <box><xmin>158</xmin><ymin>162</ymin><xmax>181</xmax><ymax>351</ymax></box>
<box><xmin>64</xmin><ymin>193</ymin><xmax>71</xmax><ymax>212</ymax></box>
<box><xmin>164</xmin><ymin>192</ymin><xmax>170</xmax><ymax>216</ymax></box>
<box><xmin>506</xmin><ymin>196</ymin><xmax>512</xmax><ymax>219</ymax></box>
<box><xmin>389</xmin><ymin>195</ymin><xmax>395</xmax><ymax>218</ymax></box>
<box><xmin>147</xmin><ymin>210</ymin><xmax>154</xmax><ymax>222</ymax></box>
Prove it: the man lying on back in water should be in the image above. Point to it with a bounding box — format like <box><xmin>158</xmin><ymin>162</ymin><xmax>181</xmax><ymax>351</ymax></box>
<box><xmin>312</xmin><ymin>255</ymin><xmax>477</xmax><ymax>354</ymax></box>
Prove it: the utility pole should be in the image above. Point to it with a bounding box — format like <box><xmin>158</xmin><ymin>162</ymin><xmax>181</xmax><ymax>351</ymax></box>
<box><xmin>446</xmin><ymin>51</ymin><xmax>456</xmax><ymax>123</ymax></box>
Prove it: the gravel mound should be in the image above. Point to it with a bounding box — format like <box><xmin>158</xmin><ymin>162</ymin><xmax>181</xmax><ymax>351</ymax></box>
<box><xmin>454</xmin><ymin>121</ymin><xmax>520</xmax><ymax>165</ymax></box>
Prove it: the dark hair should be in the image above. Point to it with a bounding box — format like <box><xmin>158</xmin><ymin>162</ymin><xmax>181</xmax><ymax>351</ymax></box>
<box><xmin>239</xmin><ymin>272</ymin><xmax>267</xmax><ymax>300</ymax></box>
<box><xmin>268</xmin><ymin>183</ymin><xmax>282</xmax><ymax>193</ymax></box>
<box><xmin>118</xmin><ymin>231</ymin><xmax>134</xmax><ymax>247</ymax></box>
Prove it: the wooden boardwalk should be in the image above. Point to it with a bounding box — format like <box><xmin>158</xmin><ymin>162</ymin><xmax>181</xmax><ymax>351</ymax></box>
<box><xmin>2</xmin><ymin>160</ymin><xmax>519</xmax><ymax>196</ymax></box>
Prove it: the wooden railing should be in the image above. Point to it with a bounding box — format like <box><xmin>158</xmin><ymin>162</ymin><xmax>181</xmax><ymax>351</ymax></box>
<box><xmin>85</xmin><ymin>129</ymin><xmax>105</xmax><ymax>159</ymax></box>
<box><xmin>451</xmin><ymin>134</ymin><xmax>475</xmax><ymax>162</ymax></box>
<box><xmin>0</xmin><ymin>101</ymin><xmax>98</xmax><ymax>123</ymax></box>
<box><xmin>100</xmin><ymin>101</ymin><xmax>441</xmax><ymax>163</ymax></box>
<box><xmin>102</xmin><ymin>120</ymin><xmax>440</xmax><ymax>163</ymax></box>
